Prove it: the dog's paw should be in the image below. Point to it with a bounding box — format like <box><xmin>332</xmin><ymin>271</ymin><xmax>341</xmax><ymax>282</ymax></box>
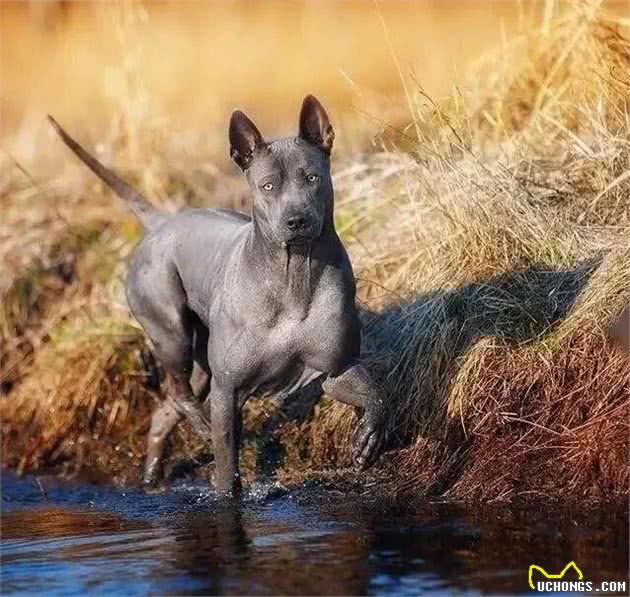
<box><xmin>352</xmin><ymin>407</ymin><xmax>386</xmax><ymax>470</ymax></box>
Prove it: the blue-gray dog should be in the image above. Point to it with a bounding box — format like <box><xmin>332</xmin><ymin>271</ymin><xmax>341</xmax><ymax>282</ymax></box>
<box><xmin>49</xmin><ymin>95</ymin><xmax>386</xmax><ymax>494</ymax></box>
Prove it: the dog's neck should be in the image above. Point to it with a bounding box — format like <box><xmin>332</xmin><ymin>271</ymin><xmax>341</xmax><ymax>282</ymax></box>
<box><xmin>243</xmin><ymin>214</ymin><xmax>338</xmax><ymax>318</ymax></box>
<box><xmin>283</xmin><ymin>243</ymin><xmax>314</xmax><ymax>317</ymax></box>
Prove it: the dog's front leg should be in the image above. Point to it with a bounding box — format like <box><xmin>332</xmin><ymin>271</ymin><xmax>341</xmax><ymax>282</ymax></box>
<box><xmin>322</xmin><ymin>364</ymin><xmax>386</xmax><ymax>470</ymax></box>
<box><xmin>207</xmin><ymin>382</ymin><xmax>242</xmax><ymax>496</ymax></box>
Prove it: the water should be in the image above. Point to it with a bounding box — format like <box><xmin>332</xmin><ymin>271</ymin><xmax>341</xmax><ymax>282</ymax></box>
<box><xmin>1</xmin><ymin>471</ymin><xmax>628</xmax><ymax>596</ymax></box>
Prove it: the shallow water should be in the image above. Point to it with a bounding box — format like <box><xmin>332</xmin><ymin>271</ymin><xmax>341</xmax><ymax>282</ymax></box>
<box><xmin>1</xmin><ymin>471</ymin><xmax>628</xmax><ymax>596</ymax></box>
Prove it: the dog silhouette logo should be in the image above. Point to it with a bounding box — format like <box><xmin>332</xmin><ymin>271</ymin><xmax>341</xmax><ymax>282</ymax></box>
<box><xmin>528</xmin><ymin>561</ymin><xmax>583</xmax><ymax>590</ymax></box>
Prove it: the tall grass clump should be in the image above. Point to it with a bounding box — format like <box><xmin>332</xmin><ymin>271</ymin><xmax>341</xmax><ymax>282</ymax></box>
<box><xmin>350</xmin><ymin>4</ymin><xmax>629</xmax><ymax>502</ymax></box>
<box><xmin>1</xmin><ymin>3</ymin><xmax>628</xmax><ymax>501</ymax></box>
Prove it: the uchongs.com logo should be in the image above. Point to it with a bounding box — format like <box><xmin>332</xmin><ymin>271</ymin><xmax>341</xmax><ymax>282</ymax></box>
<box><xmin>528</xmin><ymin>561</ymin><xmax>627</xmax><ymax>594</ymax></box>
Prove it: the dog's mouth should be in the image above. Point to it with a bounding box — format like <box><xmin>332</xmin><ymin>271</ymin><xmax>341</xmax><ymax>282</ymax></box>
<box><xmin>281</xmin><ymin>228</ymin><xmax>319</xmax><ymax>246</ymax></box>
<box><xmin>282</xmin><ymin>237</ymin><xmax>312</xmax><ymax>247</ymax></box>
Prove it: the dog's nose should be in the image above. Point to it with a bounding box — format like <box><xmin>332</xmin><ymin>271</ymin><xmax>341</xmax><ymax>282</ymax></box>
<box><xmin>286</xmin><ymin>216</ymin><xmax>308</xmax><ymax>231</ymax></box>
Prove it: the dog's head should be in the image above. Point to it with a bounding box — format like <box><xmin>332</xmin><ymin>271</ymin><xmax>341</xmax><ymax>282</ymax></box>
<box><xmin>229</xmin><ymin>95</ymin><xmax>335</xmax><ymax>247</ymax></box>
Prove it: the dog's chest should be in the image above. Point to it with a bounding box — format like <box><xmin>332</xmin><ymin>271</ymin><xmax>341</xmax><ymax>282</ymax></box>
<box><xmin>210</xmin><ymin>284</ymin><xmax>352</xmax><ymax>392</ymax></box>
<box><xmin>244</xmin><ymin>309</ymin><xmax>346</xmax><ymax>394</ymax></box>
<box><xmin>249</xmin><ymin>260</ymin><xmax>350</xmax><ymax>352</ymax></box>
<box><xmin>263</xmin><ymin>293</ymin><xmax>348</xmax><ymax>363</ymax></box>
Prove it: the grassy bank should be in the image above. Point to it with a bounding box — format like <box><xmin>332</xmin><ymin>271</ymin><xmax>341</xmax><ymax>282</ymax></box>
<box><xmin>1</xmin><ymin>5</ymin><xmax>629</xmax><ymax>502</ymax></box>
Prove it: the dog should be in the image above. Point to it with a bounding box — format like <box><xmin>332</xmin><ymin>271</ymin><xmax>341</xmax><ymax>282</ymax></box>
<box><xmin>49</xmin><ymin>95</ymin><xmax>386</xmax><ymax>494</ymax></box>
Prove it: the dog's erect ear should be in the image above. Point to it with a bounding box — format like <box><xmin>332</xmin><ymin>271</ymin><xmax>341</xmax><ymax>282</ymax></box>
<box><xmin>298</xmin><ymin>95</ymin><xmax>334</xmax><ymax>155</ymax></box>
<box><xmin>229</xmin><ymin>110</ymin><xmax>264</xmax><ymax>170</ymax></box>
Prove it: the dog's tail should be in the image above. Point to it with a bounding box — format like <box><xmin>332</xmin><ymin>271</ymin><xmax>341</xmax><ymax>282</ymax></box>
<box><xmin>48</xmin><ymin>115</ymin><xmax>166</xmax><ymax>230</ymax></box>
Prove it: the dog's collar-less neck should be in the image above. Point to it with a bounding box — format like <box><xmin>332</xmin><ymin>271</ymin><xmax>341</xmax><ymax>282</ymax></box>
<box><xmin>284</xmin><ymin>243</ymin><xmax>313</xmax><ymax>319</ymax></box>
<box><xmin>245</xmin><ymin>215</ymin><xmax>337</xmax><ymax>316</ymax></box>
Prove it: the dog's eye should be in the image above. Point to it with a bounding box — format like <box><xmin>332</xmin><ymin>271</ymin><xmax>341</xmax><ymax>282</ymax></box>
<box><xmin>307</xmin><ymin>173</ymin><xmax>319</xmax><ymax>183</ymax></box>
<box><xmin>262</xmin><ymin>182</ymin><xmax>274</xmax><ymax>191</ymax></box>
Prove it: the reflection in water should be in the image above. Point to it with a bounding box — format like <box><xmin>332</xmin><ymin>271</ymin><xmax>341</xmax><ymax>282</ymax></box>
<box><xmin>1</xmin><ymin>472</ymin><xmax>628</xmax><ymax>596</ymax></box>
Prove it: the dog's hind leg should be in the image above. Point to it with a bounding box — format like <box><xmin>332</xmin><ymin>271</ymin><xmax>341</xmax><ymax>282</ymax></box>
<box><xmin>143</xmin><ymin>363</ymin><xmax>211</xmax><ymax>486</ymax></box>
<box><xmin>144</xmin><ymin>399</ymin><xmax>181</xmax><ymax>485</ymax></box>
<box><xmin>141</xmin><ymin>372</ymin><xmax>213</xmax><ymax>486</ymax></box>
<box><xmin>127</xmin><ymin>263</ymin><xmax>214</xmax><ymax>482</ymax></box>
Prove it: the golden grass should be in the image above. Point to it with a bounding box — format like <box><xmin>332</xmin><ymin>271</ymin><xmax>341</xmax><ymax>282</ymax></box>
<box><xmin>1</xmin><ymin>3</ymin><xmax>629</xmax><ymax>502</ymax></box>
<box><xmin>0</xmin><ymin>1</ymin><xmax>530</xmax><ymax>150</ymax></box>
<box><xmin>350</xmin><ymin>4</ymin><xmax>630</xmax><ymax>501</ymax></box>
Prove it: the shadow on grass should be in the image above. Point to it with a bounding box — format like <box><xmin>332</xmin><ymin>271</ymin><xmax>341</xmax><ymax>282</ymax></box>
<box><xmin>361</xmin><ymin>256</ymin><xmax>603</xmax><ymax>494</ymax></box>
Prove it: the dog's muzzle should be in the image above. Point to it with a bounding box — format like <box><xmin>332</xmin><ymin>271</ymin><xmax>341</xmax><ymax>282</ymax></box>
<box><xmin>283</xmin><ymin>215</ymin><xmax>320</xmax><ymax>244</ymax></box>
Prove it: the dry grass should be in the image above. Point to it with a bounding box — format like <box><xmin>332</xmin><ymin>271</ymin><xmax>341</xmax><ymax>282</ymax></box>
<box><xmin>1</xmin><ymin>3</ymin><xmax>629</xmax><ymax>502</ymax></box>
<box><xmin>349</xmin><ymin>4</ymin><xmax>630</xmax><ymax>502</ymax></box>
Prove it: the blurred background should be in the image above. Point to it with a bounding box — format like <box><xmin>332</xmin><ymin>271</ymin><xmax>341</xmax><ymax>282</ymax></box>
<box><xmin>4</xmin><ymin>0</ymin><xmax>520</xmax><ymax>138</ymax></box>
<box><xmin>4</xmin><ymin>0</ymin><xmax>627</xmax><ymax>172</ymax></box>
